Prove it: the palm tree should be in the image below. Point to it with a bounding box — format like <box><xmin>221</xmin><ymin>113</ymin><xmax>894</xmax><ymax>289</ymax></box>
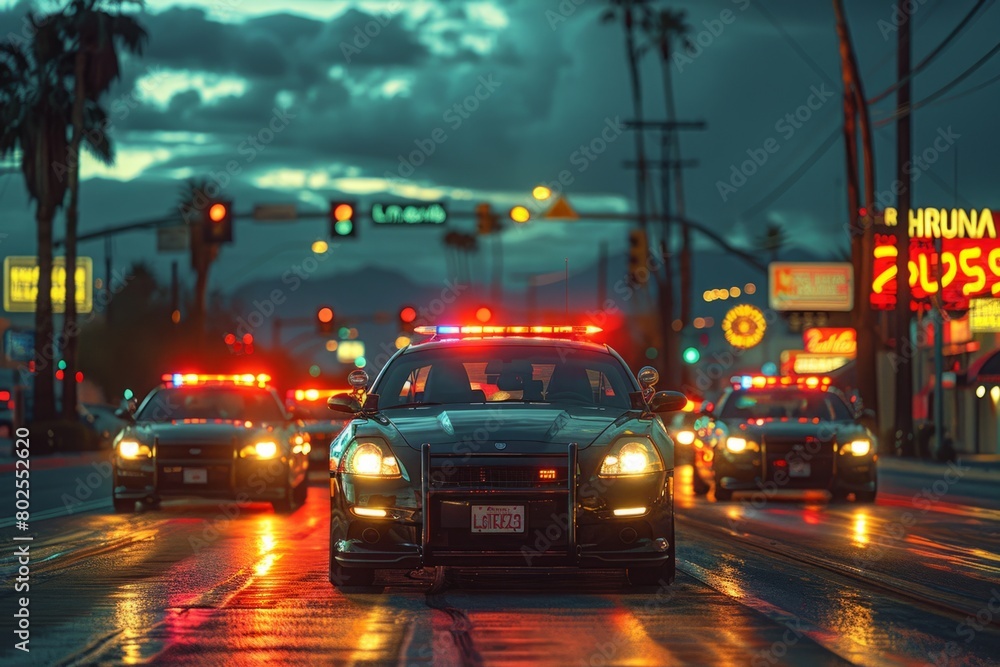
<box><xmin>54</xmin><ymin>0</ymin><xmax>146</xmax><ymax>419</ymax></box>
<box><xmin>0</xmin><ymin>17</ymin><xmax>73</xmax><ymax>421</ymax></box>
<box><xmin>601</xmin><ymin>0</ymin><xmax>653</xmax><ymax>232</ymax></box>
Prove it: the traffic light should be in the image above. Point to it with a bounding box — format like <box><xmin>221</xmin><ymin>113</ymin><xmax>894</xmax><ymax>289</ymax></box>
<box><xmin>203</xmin><ymin>201</ymin><xmax>233</xmax><ymax>244</ymax></box>
<box><xmin>330</xmin><ymin>201</ymin><xmax>358</xmax><ymax>239</ymax></box>
<box><xmin>628</xmin><ymin>229</ymin><xmax>648</xmax><ymax>285</ymax></box>
<box><xmin>317</xmin><ymin>306</ymin><xmax>335</xmax><ymax>334</ymax></box>
<box><xmin>683</xmin><ymin>347</ymin><xmax>700</xmax><ymax>364</ymax></box>
<box><xmin>476</xmin><ymin>202</ymin><xmax>499</xmax><ymax>235</ymax></box>
<box><xmin>399</xmin><ymin>305</ymin><xmax>417</xmax><ymax>332</ymax></box>
<box><xmin>475</xmin><ymin>306</ymin><xmax>492</xmax><ymax>323</ymax></box>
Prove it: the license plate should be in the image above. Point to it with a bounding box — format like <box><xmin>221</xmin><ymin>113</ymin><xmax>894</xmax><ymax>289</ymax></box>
<box><xmin>471</xmin><ymin>505</ymin><xmax>525</xmax><ymax>533</ymax></box>
<box><xmin>788</xmin><ymin>461</ymin><xmax>811</xmax><ymax>477</ymax></box>
<box><xmin>183</xmin><ymin>468</ymin><xmax>208</xmax><ymax>484</ymax></box>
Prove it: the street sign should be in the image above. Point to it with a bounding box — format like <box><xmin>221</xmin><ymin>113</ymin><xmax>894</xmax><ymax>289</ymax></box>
<box><xmin>336</xmin><ymin>340</ymin><xmax>365</xmax><ymax>363</ymax></box>
<box><xmin>769</xmin><ymin>262</ymin><xmax>853</xmax><ymax>311</ymax></box>
<box><xmin>371</xmin><ymin>202</ymin><xmax>447</xmax><ymax>225</ymax></box>
<box><xmin>544</xmin><ymin>196</ymin><xmax>579</xmax><ymax>220</ymax></box>
<box><xmin>156</xmin><ymin>225</ymin><xmax>188</xmax><ymax>252</ymax></box>
<box><xmin>3</xmin><ymin>256</ymin><xmax>93</xmax><ymax>313</ymax></box>
<box><xmin>253</xmin><ymin>204</ymin><xmax>298</xmax><ymax>220</ymax></box>
<box><xmin>780</xmin><ymin>350</ymin><xmax>851</xmax><ymax>376</ymax></box>
<box><xmin>803</xmin><ymin>327</ymin><xmax>857</xmax><ymax>358</ymax></box>
<box><xmin>3</xmin><ymin>329</ymin><xmax>34</xmax><ymax>361</ymax></box>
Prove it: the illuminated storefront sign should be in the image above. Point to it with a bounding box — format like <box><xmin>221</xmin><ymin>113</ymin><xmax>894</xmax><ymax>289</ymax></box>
<box><xmin>970</xmin><ymin>298</ymin><xmax>1000</xmax><ymax>332</ymax></box>
<box><xmin>870</xmin><ymin>208</ymin><xmax>1000</xmax><ymax>311</ymax></box>
<box><xmin>780</xmin><ymin>350</ymin><xmax>850</xmax><ymax>376</ymax></box>
<box><xmin>3</xmin><ymin>256</ymin><xmax>93</xmax><ymax>313</ymax></box>
<box><xmin>769</xmin><ymin>263</ymin><xmax>853</xmax><ymax>311</ymax></box>
<box><xmin>803</xmin><ymin>327</ymin><xmax>857</xmax><ymax>357</ymax></box>
<box><xmin>722</xmin><ymin>304</ymin><xmax>766</xmax><ymax>349</ymax></box>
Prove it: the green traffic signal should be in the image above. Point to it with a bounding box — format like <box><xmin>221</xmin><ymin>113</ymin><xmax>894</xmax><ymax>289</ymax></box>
<box><xmin>683</xmin><ymin>347</ymin><xmax>700</xmax><ymax>364</ymax></box>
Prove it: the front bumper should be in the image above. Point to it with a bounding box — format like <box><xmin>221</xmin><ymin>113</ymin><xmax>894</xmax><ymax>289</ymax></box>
<box><xmin>331</xmin><ymin>443</ymin><xmax>674</xmax><ymax>569</ymax></box>
<box><xmin>114</xmin><ymin>454</ymin><xmax>291</xmax><ymax>501</ymax></box>
<box><xmin>713</xmin><ymin>446</ymin><xmax>876</xmax><ymax>492</ymax></box>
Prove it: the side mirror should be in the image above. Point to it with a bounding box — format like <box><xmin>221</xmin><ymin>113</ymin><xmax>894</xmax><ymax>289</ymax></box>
<box><xmin>115</xmin><ymin>398</ymin><xmax>137</xmax><ymax>421</ymax></box>
<box><xmin>328</xmin><ymin>394</ymin><xmax>363</xmax><ymax>415</ymax></box>
<box><xmin>649</xmin><ymin>390</ymin><xmax>688</xmax><ymax>414</ymax></box>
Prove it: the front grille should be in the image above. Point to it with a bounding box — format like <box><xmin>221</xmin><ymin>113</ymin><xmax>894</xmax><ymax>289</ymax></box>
<box><xmin>430</xmin><ymin>465</ymin><xmax>569</xmax><ymax>489</ymax></box>
<box><xmin>156</xmin><ymin>443</ymin><xmax>235</xmax><ymax>461</ymax></box>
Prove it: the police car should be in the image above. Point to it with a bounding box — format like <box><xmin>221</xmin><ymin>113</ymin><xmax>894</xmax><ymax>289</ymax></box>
<box><xmin>691</xmin><ymin>376</ymin><xmax>877</xmax><ymax>502</ymax></box>
<box><xmin>112</xmin><ymin>374</ymin><xmax>310</xmax><ymax>513</ymax></box>
<box><xmin>326</xmin><ymin>324</ymin><xmax>687</xmax><ymax>591</ymax></box>
<box><xmin>286</xmin><ymin>387</ymin><xmax>354</xmax><ymax>470</ymax></box>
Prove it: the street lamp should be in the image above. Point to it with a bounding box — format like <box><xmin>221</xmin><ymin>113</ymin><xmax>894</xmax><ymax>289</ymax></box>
<box><xmin>532</xmin><ymin>186</ymin><xmax>551</xmax><ymax>201</ymax></box>
<box><xmin>312</xmin><ymin>239</ymin><xmax>329</xmax><ymax>254</ymax></box>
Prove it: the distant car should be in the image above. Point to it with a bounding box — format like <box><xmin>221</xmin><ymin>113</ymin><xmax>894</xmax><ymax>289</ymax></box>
<box><xmin>692</xmin><ymin>376</ymin><xmax>877</xmax><ymax>502</ymax></box>
<box><xmin>285</xmin><ymin>388</ymin><xmax>355</xmax><ymax>469</ymax></box>
<box><xmin>666</xmin><ymin>410</ymin><xmax>699</xmax><ymax>467</ymax></box>
<box><xmin>327</xmin><ymin>324</ymin><xmax>687</xmax><ymax>591</ymax></box>
<box><xmin>111</xmin><ymin>373</ymin><xmax>310</xmax><ymax>513</ymax></box>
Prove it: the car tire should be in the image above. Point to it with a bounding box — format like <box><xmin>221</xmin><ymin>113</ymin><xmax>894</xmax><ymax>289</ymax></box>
<box><xmin>691</xmin><ymin>469</ymin><xmax>710</xmax><ymax>496</ymax></box>
<box><xmin>714</xmin><ymin>476</ymin><xmax>733</xmax><ymax>502</ymax></box>
<box><xmin>329</xmin><ymin>530</ymin><xmax>384</xmax><ymax>592</ymax></box>
<box><xmin>272</xmin><ymin>480</ymin><xmax>296</xmax><ymax>513</ymax></box>
<box><xmin>113</xmin><ymin>498</ymin><xmax>135</xmax><ymax>514</ymax></box>
<box><xmin>293</xmin><ymin>479</ymin><xmax>308</xmax><ymax>506</ymax></box>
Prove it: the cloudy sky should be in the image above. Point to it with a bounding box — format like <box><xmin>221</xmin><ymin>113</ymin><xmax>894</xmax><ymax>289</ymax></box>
<box><xmin>1</xmin><ymin>0</ymin><xmax>998</xmax><ymax>305</ymax></box>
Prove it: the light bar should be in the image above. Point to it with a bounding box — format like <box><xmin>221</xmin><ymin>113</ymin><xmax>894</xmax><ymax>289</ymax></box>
<box><xmin>731</xmin><ymin>375</ymin><xmax>832</xmax><ymax>390</ymax></box>
<box><xmin>163</xmin><ymin>373</ymin><xmax>272</xmax><ymax>388</ymax></box>
<box><xmin>289</xmin><ymin>388</ymin><xmax>342</xmax><ymax>401</ymax></box>
<box><xmin>412</xmin><ymin>324</ymin><xmax>602</xmax><ymax>337</ymax></box>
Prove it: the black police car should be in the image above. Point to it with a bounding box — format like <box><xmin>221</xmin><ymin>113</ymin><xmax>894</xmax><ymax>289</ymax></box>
<box><xmin>692</xmin><ymin>376</ymin><xmax>877</xmax><ymax>502</ymax></box>
<box><xmin>326</xmin><ymin>325</ymin><xmax>687</xmax><ymax>591</ymax></box>
<box><xmin>112</xmin><ymin>374</ymin><xmax>310</xmax><ymax>513</ymax></box>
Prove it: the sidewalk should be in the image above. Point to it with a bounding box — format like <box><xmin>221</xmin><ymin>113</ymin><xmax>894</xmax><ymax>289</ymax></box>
<box><xmin>878</xmin><ymin>454</ymin><xmax>998</xmax><ymax>482</ymax></box>
<box><xmin>0</xmin><ymin>442</ymin><xmax>111</xmax><ymax>474</ymax></box>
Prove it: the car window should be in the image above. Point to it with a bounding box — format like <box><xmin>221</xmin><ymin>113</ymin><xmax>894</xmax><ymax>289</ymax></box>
<box><xmin>718</xmin><ymin>390</ymin><xmax>853</xmax><ymax>421</ymax></box>
<box><xmin>135</xmin><ymin>387</ymin><xmax>287</xmax><ymax>422</ymax></box>
<box><xmin>375</xmin><ymin>345</ymin><xmax>635</xmax><ymax>409</ymax></box>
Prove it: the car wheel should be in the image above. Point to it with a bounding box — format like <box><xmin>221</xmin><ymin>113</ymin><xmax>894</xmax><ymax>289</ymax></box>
<box><xmin>854</xmin><ymin>482</ymin><xmax>877</xmax><ymax>503</ymax></box>
<box><xmin>272</xmin><ymin>480</ymin><xmax>296</xmax><ymax>513</ymax></box>
<box><xmin>113</xmin><ymin>498</ymin><xmax>135</xmax><ymax>514</ymax></box>
<box><xmin>714</xmin><ymin>476</ymin><xmax>733</xmax><ymax>502</ymax></box>
<box><xmin>691</xmin><ymin>469</ymin><xmax>710</xmax><ymax>496</ymax></box>
<box><xmin>293</xmin><ymin>479</ymin><xmax>308</xmax><ymax>505</ymax></box>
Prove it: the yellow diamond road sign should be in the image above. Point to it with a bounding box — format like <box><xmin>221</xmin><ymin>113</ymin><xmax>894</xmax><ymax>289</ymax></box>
<box><xmin>544</xmin><ymin>196</ymin><xmax>579</xmax><ymax>220</ymax></box>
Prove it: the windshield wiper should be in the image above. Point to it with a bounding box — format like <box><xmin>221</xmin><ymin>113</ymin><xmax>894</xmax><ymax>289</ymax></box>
<box><xmin>381</xmin><ymin>402</ymin><xmax>443</xmax><ymax>410</ymax></box>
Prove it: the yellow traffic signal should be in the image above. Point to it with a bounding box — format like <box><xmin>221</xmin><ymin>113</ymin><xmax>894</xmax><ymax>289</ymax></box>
<box><xmin>510</xmin><ymin>206</ymin><xmax>530</xmax><ymax>223</ymax></box>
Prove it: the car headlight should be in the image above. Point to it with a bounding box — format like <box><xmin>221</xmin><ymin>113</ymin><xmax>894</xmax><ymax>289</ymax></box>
<box><xmin>725</xmin><ymin>437</ymin><xmax>748</xmax><ymax>453</ymax></box>
<box><xmin>240</xmin><ymin>440</ymin><xmax>280</xmax><ymax>459</ymax></box>
<box><xmin>675</xmin><ymin>430</ymin><xmax>695</xmax><ymax>446</ymax></box>
<box><xmin>599</xmin><ymin>438</ymin><xmax>664</xmax><ymax>477</ymax></box>
<box><xmin>343</xmin><ymin>441</ymin><xmax>401</xmax><ymax>478</ymax></box>
<box><xmin>118</xmin><ymin>440</ymin><xmax>151</xmax><ymax>459</ymax></box>
<box><xmin>846</xmin><ymin>439</ymin><xmax>871</xmax><ymax>456</ymax></box>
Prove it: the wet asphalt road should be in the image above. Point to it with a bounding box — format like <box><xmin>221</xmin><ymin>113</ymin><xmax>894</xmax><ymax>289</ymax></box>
<box><xmin>1</xmin><ymin>461</ymin><xmax>999</xmax><ymax>666</ymax></box>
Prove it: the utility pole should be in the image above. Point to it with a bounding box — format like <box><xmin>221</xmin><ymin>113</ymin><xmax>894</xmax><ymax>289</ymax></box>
<box><xmin>894</xmin><ymin>10</ymin><xmax>915</xmax><ymax>456</ymax></box>
<box><xmin>597</xmin><ymin>240</ymin><xmax>607</xmax><ymax>311</ymax></box>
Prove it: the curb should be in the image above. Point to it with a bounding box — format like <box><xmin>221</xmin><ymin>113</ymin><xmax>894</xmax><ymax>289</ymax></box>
<box><xmin>0</xmin><ymin>450</ymin><xmax>112</xmax><ymax>474</ymax></box>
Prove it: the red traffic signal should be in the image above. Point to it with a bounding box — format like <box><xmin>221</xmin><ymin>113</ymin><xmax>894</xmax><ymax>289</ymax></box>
<box><xmin>203</xmin><ymin>200</ymin><xmax>233</xmax><ymax>244</ymax></box>
<box><xmin>476</xmin><ymin>306</ymin><xmax>492</xmax><ymax>323</ymax></box>
<box><xmin>399</xmin><ymin>306</ymin><xmax>417</xmax><ymax>323</ymax></box>
<box><xmin>330</xmin><ymin>201</ymin><xmax>358</xmax><ymax>238</ymax></box>
<box><xmin>317</xmin><ymin>306</ymin><xmax>335</xmax><ymax>334</ymax></box>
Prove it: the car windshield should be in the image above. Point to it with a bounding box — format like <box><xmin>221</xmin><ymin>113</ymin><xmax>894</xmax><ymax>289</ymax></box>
<box><xmin>374</xmin><ymin>344</ymin><xmax>636</xmax><ymax>409</ymax></box>
<box><xmin>719</xmin><ymin>389</ymin><xmax>854</xmax><ymax>421</ymax></box>
<box><xmin>135</xmin><ymin>386</ymin><xmax>286</xmax><ymax>422</ymax></box>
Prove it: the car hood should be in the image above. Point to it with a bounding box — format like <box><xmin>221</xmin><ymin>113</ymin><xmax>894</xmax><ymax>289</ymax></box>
<box><xmin>128</xmin><ymin>420</ymin><xmax>279</xmax><ymax>444</ymax></box>
<box><xmin>383</xmin><ymin>404</ymin><xmax>629</xmax><ymax>452</ymax></box>
<box><xmin>727</xmin><ymin>419</ymin><xmax>855</xmax><ymax>441</ymax></box>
